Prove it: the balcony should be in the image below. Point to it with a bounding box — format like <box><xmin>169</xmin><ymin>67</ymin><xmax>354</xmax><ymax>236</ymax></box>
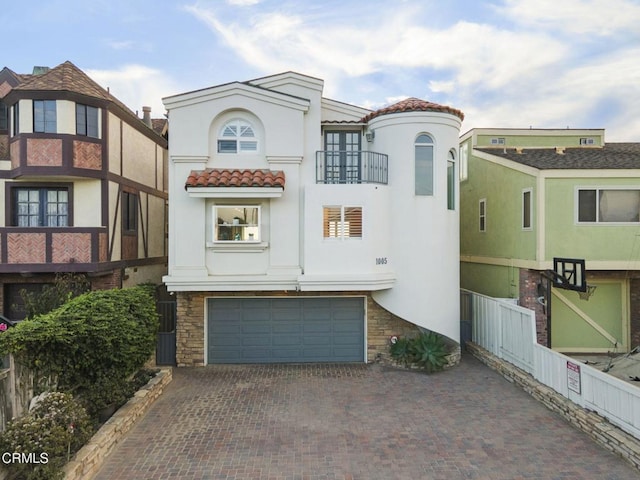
<box><xmin>0</xmin><ymin>227</ymin><xmax>108</xmax><ymax>273</ymax></box>
<box><xmin>316</xmin><ymin>151</ymin><xmax>388</xmax><ymax>185</ymax></box>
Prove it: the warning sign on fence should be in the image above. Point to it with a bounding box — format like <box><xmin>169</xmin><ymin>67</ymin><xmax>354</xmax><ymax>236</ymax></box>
<box><xmin>567</xmin><ymin>361</ymin><xmax>581</xmax><ymax>394</ymax></box>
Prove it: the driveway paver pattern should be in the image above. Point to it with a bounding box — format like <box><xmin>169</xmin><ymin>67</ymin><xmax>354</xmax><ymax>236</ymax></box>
<box><xmin>93</xmin><ymin>355</ymin><xmax>639</xmax><ymax>479</ymax></box>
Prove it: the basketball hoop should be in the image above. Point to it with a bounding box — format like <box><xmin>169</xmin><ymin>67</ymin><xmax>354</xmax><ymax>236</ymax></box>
<box><xmin>578</xmin><ymin>284</ymin><xmax>597</xmax><ymax>301</ymax></box>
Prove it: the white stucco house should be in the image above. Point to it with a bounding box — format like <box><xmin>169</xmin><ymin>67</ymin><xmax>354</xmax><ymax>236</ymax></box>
<box><xmin>162</xmin><ymin>72</ymin><xmax>464</xmax><ymax>366</ymax></box>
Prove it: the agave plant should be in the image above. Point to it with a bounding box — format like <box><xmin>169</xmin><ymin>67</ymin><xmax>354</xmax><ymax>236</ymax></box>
<box><xmin>409</xmin><ymin>332</ymin><xmax>449</xmax><ymax>373</ymax></box>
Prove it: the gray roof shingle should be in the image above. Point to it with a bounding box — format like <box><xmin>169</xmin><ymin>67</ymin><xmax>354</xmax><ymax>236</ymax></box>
<box><xmin>477</xmin><ymin>143</ymin><xmax>640</xmax><ymax>169</ymax></box>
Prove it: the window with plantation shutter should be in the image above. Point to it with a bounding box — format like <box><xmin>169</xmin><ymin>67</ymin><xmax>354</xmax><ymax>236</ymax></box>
<box><xmin>323</xmin><ymin>206</ymin><xmax>362</xmax><ymax>239</ymax></box>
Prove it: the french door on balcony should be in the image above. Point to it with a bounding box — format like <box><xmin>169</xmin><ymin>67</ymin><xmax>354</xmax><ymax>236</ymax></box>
<box><xmin>324</xmin><ymin>131</ymin><xmax>361</xmax><ymax>184</ymax></box>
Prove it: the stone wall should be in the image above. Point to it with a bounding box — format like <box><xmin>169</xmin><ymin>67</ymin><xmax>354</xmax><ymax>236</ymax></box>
<box><xmin>175</xmin><ymin>291</ymin><xmax>423</xmax><ymax>367</ymax></box>
<box><xmin>63</xmin><ymin>368</ymin><xmax>172</xmax><ymax>480</ymax></box>
<box><xmin>467</xmin><ymin>342</ymin><xmax>640</xmax><ymax>472</ymax></box>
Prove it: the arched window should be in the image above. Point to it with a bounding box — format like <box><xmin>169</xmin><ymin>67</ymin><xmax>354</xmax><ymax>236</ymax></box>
<box><xmin>217</xmin><ymin>119</ymin><xmax>257</xmax><ymax>153</ymax></box>
<box><xmin>415</xmin><ymin>134</ymin><xmax>434</xmax><ymax>195</ymax></box>
<box><xmin>447</xmin><ymin>149</ymin><xmax>456</xmax><ymax>210</ymax></box>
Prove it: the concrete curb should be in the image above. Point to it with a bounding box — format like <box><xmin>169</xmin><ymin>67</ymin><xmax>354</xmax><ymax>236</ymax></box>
<box><xmin>466</xmin><ymin>342</ymin><xmax>640</xmax><ymax>472</ymax></box>
<box><xmin>63</xmin><ymin>368</ymin><xmax>173</xmax><ymax>480</ymax></box>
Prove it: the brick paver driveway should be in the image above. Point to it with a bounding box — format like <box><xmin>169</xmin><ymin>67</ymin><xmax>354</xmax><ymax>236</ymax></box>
<box><xmin>94</xmin><ymin>355</ymin><xmax>639</xmax><ymax>479</ymax></box>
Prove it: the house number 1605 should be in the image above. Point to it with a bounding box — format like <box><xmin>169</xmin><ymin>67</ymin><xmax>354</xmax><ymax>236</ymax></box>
<box><xmin>375</xmin><ymin>257</ymin><xmax>388</xmax><ymax>265</ymax></box>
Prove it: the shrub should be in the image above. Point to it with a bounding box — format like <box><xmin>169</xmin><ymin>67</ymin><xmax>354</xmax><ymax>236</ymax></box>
<box><xmin>19</xmin><ymin>273</ymin><xmax>90</xmax><ymax>319</ymax></box>
<box><xmin>389</xmin><ymin>331</ymin><xmax>449</xmax><ymax>373</ymax></box>
<box><xmin>0</xmin><ymin>392</ymin><xmax>93</xmax><ymax>480</ymax></box>
<box><xmin>0</xmin><ymin>285</ymin><xmax>159</xmax><ymax>418</ymax></box>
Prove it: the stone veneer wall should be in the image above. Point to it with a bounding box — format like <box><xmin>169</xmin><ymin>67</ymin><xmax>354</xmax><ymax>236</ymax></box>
<box><xmin>175</xmin><ymin>291</ymin><xmax>423</xmax><ymax>367</ymax></box>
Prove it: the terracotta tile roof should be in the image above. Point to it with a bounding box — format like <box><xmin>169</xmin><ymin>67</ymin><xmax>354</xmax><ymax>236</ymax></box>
<box><xmin>477</xmin><ymin>143</ymin><xmax>640</xmax><ymax>169</ymax></box>
<box><xmin>362</xmin><ymin>97</ymin><xmax>464</xmax><ymax>122</ymax></box>
<box><xmin>185</xmin><ymin>169</ymin><xmax>286</xmax><ymax>189</ymax></box>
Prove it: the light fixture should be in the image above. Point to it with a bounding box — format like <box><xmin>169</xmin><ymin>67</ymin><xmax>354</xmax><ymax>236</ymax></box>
<box><xmin>365</xmin><ymin>129</ymin><xmax>375</xmax><ymax>142</ymax></box>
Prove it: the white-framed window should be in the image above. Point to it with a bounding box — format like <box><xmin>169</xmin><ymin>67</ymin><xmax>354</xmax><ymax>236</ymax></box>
<box><xmin>479</xmin><ymin>198</ymin><xmax>486</xmax><ymax>232</ymax></box>
<box><xmin>522</xmin><ymin>188</ymin><xmax>532</xmax><ymax>230</ymax></box>
<box><xmin>577</xmin><ymin>188</ymin><xmax>640</xmax><ymax>223</ymax></box>
<box><xmin>447</xmin><ymin>150</ymin><xmax>456</xmax><ymax>211</ymax></box>
<box><xmin>415</xmin><ymin>133</ymin><xmax>434</xmax><ymax>196</ymax></box>
<box><xmin>459</xmin><ymin>143</ymin><xmax>468</xmax><ymax>181</ymax></box>
<box><xmin>217</xmin><ymin>119</ymin><xmax>257</xmax><ymax>154</ymax></box>
<box><xmin>214</xmin><ymin>205</ymin><xmax>261</xmax><ymax>242</ymax></box>
<box><xmin>490</xmin><ymin>137</ymin><xmax>505</xmax><ymax>145</ymax></box>
<box><xmin>580</xmin><ymin>137</ymin><xmax>595</xmax><ymax>145</ymax></box>
<box><xmin>323</xmin><ymin>206</ymin><xmax>362</xmax><ymax>239</ymax></box>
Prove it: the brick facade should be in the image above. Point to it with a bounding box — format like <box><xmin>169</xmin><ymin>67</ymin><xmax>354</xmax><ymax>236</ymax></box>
<box><xmin>175</xmin><ymin>291</ymin><xmax>422</xmax><ymax>367</ymax></box>
<box><xmin>519</xmin><ymin>269</ymin><xmax>548</xmax><ymax>346</ymax></box>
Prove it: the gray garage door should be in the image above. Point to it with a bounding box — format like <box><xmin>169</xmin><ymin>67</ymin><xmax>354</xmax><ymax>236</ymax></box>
<box><xmin>207</xmin><ymin>297</ymin><xmax>364</xmax><ymax>363</ymax></box>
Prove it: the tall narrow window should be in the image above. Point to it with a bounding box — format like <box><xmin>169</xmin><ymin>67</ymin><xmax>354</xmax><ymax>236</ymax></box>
<box><xmin>33</xmin><ymin>100</ymin><xmax>57</xmax><ymax>133</ymax></box>
<box><xmin>76</xmin><ymin>104</ymin><xmax>99</xmax><ymax>138</ymax></box>
<box><xmin>122</xmin><ymin>191</ymin><xmax>138</xmax><ymax>233</ymax></box>
<box><xmin>479</xmin><ymin>199</ymin><xmax>486</xmax><ymax>232</ymax></box>
<box><xmin>415</xmin><ymin>134</ymin><xmax>434</xmax><ymax>195</ymax></box>
<box><xmin>323</xmin><ymin>206</ymin><xmax>362</xmax><ymax>239</ymax></box>
<box><xmin>12</xmin><ymin>102</ymin><xmax>19</xmax><ymax>136</ymax></box>
<box><xmin>447</xmin><ymin>150</ymin><xmax>456</xmax><ymax>210</ymax></box>
<box><xmin>0</xmin><ymin>101</ymin><xmax>7</xmax><ymax>131</ymax></box>
<box><xmin>217</xmin><ymin>119</ymin><xmax>257</xmax><ymax>153</ymax></box>
<box><xmin>522</xmin><ymin>189</ymin><xmax>532</xmax><ymax>230</ymax></box>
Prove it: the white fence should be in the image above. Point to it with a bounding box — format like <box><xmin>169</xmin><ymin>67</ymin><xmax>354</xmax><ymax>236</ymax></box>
<box><xmin>462</xmin><ymin>289</ymin><xmax>640</xmax><ymax>440</ymax></box>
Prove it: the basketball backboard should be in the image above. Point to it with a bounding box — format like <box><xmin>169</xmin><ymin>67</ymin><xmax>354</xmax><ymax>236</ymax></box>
<box><xmin>551</xmin><ymin>258</ymin><xmax>587</xmax><ymax>292</ymax></box>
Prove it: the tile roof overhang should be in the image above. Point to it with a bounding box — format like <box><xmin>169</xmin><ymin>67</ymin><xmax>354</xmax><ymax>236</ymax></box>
<box><xmin>362</xmin><ymin>97</ymin><xmax>465</xmax><ymax>122</ymax></box>
<box><xmin>185</xmin><ymin>169</ymin><xmax>285</xmax><ymax>198</ymax></box>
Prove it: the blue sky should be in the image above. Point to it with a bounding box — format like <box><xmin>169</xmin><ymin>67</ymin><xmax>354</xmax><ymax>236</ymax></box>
<box><xmin>4</xmin><ymin>0</ymin><xmax>640</xmax><ymax>140</ymax></box>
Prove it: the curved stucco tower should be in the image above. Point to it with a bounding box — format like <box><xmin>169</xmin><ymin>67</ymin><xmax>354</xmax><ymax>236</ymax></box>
<box><xmin>368</xmin><ymin>98</ymin><xmax>464</xmax><ymax>343</ymax></box>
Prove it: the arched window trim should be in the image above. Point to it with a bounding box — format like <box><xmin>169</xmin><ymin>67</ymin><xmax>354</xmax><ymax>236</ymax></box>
<box><xmin>217</xmin><ymin>118</ymin><xmax>258</xmax><ymax>154</ymax></box>
<box><xmin>447</xmin><ymin>149</ymin><xmax>456</xmax><ymax>210</ymax></box>
<box><xmin>415</xmin><ymin>132</ymin><xmax>434</xmax><ymax>196</ymax></box>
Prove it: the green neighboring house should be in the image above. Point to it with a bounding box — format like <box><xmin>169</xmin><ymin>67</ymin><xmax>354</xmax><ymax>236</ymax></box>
<box><xmin>460</xmin><ymin>128</ymin><xmax>640</xmax><ymax>353</ymax></box>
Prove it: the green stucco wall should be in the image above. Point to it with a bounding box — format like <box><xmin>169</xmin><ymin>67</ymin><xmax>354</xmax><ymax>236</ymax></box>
<box><xmin>545</xmin><ymin>177</ymin><xmax>640</xmax><ymax>261</ymax></box>
<box><xmin>551</xmin><ymin>282</ymin><xmax>624</xmax><ymax>350</ymax></box>
<box><xmin>460</xmin><ymin>262</ymin><xmax>519</xmax><ymax>299</ymax></box>
<box><xmin>460</xmin><ymin>155</ymin><xmax>536</xmax><ymax>260</ymax></box>
<box><xmin>476</xmin><ymin>133</ymin><xmax>603</xmax><ymax>148</ymax></box>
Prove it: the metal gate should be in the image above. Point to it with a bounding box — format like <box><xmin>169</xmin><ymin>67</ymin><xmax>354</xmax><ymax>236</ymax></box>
<box><xmin>156</xmin><ymin>300</ymin><xmax>177</xmax><ymax>365</ymax></box>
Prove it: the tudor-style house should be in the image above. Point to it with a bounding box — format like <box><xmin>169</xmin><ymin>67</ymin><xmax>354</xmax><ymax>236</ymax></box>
<box><xmin>459</xmin><ymin>128</ymin><xmax>640</xmax><ymax>353</ymax></box>
<box><xmin>163</xmin><ymin>72</ymin><xmax>464</xmax><ymax>366</ymax></box>
<box><xmin>0</xmin><ymin>61</ymin><xmax>168</xmax><ymax>320</ymax></box>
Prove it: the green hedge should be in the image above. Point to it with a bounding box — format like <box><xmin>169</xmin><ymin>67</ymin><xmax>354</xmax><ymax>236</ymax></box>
<box><xmin>0</xmin><ymin>285</ymin><xmax>159</xmax><ymax>416</ymax></box>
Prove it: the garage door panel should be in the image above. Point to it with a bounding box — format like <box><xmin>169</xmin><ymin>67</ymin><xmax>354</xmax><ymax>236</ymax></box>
<box><xmin>303</xmin><ymin>322</ymin><xmax>332</xmax><ymax>334</ymax></box>
<box><xmin>208</xmin><ymin>297</ymin><xmax>364</xmax><ymax>363</ymax></box>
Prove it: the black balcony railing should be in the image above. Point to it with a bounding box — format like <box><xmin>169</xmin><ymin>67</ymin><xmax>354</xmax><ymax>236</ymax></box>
<box><xmin>316</xmin><ymin>151</ymin><xmax>388</xmax><ymax>185</ymax></box>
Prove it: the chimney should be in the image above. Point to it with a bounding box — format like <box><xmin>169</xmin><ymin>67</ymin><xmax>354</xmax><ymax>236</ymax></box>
<box><xmin>142</xmin><ymin>106</ymin><xmax>152</xmax><ymax>128</ymax></box>
<box><xmin>32</xmin><ymin>66</ymin><xmax>50</xmax><ymax>75</ymax></box>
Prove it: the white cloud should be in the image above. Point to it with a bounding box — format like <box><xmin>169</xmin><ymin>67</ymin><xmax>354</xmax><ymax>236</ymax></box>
<box><xmin>106</xmin><ymin>40</ymin><xmax>135</xmax><ymax>50</ymax></box>
<box><xmin>226</xmin><ymin>0</ymin><xmax>261</xmax><ymax>5</ymax></box>
<box><xmin>183</xmin><ymin>1</ymin><xmax>640</xmax><ymax>140</ymax></box>
<box><xmin>86</xmin><ymin>64</ymin><xmax>180</xmax><ymax>117</ymax></box>
<box><xmin>497</xmin><ymin>0</ymin><xmax>640</xmax><ymax>36</ymax></box>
